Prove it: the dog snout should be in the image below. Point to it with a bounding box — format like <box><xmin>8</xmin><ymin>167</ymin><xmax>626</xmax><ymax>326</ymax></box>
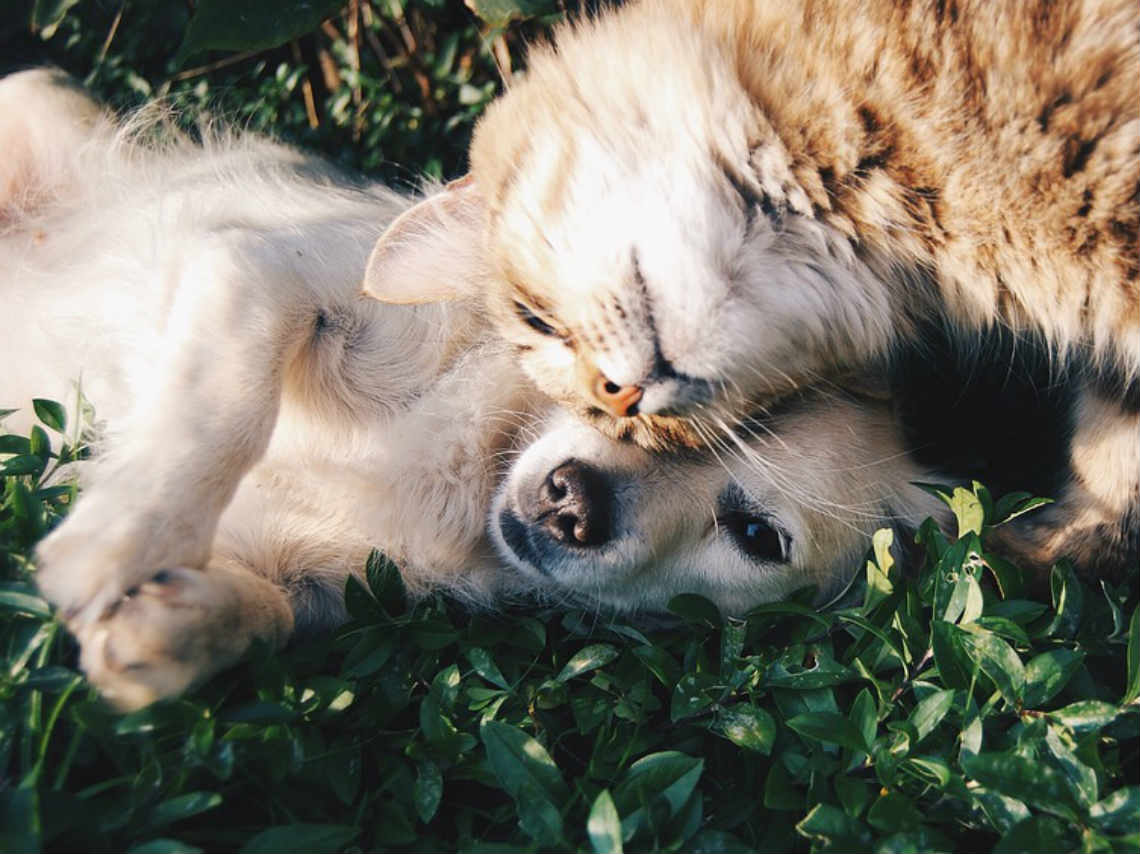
<box><xmin>534</xmin><ymin>460</ymin><xmax>611</xmax><ymax>547</ymax></box>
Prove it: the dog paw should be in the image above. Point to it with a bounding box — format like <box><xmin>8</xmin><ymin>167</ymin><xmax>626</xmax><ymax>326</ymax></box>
<box><xmin>76</xmin><ymin>566</ymin><xmax>291</xmax><ymax>711</ymax></box>
<box><xmin>35</xmin><ymin>501</ymin><xmax>210</xmax><ymax>629</ymax></box>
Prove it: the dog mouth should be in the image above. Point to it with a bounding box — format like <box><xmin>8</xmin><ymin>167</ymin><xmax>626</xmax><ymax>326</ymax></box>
<box><xmin>496</xmin><ymin>509</ymin><xmax>549</xmax><ymax>576</ymax></box>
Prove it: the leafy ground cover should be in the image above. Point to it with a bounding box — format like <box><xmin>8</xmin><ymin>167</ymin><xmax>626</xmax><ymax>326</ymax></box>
<box><xmin>3</xmin><ymin>2</ymin><xmax>1139</xmax><ymax>852</ymax></box>
<box><xmin>3</xmin><ymin>401</ymin><xmax>1138</xmax><ymax>852</ymax></box>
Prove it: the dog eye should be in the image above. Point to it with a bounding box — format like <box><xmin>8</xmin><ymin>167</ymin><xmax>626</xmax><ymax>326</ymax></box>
<box><xmin>722</xmin><ymin>511</ymin><xmax>790</xmax><ymax>562</ymax></box>
<box><xmin>513</xmin><ymin>300</ymin><xmax>559</xmax><ymax>337</ymax></box>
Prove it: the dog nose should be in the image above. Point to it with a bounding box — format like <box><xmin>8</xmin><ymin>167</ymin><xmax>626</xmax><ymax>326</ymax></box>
<box><xmin>594</xmin><ymin>375</ymin><xmax>643</xmax><ymax>417</ymax></box>
<box><xmin>535</xmin><ymin>460</ymin><xmax>611</xmax><ymax>547</ymax></box>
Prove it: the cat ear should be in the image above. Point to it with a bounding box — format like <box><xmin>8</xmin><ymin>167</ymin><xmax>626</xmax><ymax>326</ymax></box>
<box><xmin>362</xmin><ymin>175</ymin><xmax>486</xmax><ymax>304</ymax></box>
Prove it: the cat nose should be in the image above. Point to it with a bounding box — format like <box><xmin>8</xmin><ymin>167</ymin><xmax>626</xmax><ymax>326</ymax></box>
<box><xmin>535</xmin><ymin>460</ymin><xmax>612</xmax><ymax>547</ymax></box>
<box><xmin>593</xmin><ymin>375</ymin><xmax>643</xmax><ymax>417</ymax></box>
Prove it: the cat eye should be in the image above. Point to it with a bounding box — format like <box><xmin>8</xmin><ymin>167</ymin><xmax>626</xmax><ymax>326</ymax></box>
<box><xmin>720</xmin><ymin>510</ymin><xmax>790</xmax><ymax>563</ymax></box>
<box><xmin>513</xmin><ymin>300</ymin><xmax>559</xmax><ymax>337</ymax></box>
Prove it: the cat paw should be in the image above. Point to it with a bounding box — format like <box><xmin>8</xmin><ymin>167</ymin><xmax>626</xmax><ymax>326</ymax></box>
<box><xmin>76</xmin><ymin>567</ymin><xmax>291</xmax><ymax>711</ymax></box>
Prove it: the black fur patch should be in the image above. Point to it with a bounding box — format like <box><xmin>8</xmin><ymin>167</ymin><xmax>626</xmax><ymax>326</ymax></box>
<box><xmin>890</xmin><ymin>317</ymin><xmax>1076</xmax><ymax>501</ymax></box>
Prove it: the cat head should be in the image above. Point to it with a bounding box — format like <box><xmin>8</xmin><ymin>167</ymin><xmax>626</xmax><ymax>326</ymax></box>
<box><xmin>492</xmin><ymin>390</ymin><xmax>943</xmax><ymax>615</ymax></box>
<box><xmin>364</xmin><ymin>1</ymin><xmax>893</xmax><ymax>450</ymax></box>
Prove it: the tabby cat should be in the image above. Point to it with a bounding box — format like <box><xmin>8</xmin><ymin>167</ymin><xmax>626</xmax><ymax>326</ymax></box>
<box><xmin>364</xmin><ymin>0</ymin><xmax>1138</xmax><ymax>577</ymax></box>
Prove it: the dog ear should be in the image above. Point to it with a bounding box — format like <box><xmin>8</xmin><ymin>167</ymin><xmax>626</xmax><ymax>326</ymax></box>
<box><xmin>362</xmin><ymin>175</ymin><xmax>485</xmax><ymax>304</ymax></box>
<box><xmin>834</xmin><ymin>368</ymin><xmax>893</xmax><ymax>402</ymax></box>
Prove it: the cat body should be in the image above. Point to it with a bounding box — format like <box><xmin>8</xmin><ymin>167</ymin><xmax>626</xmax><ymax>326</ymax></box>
<box><xmin>463</xmin><ymin>0</ymin><xmax>1138</xmax><ymax>433</ymax></box>
<box><xmin>367</xmin><ymin>0</ymin><xmax>1138</xmax><ymax>578</ymax></box>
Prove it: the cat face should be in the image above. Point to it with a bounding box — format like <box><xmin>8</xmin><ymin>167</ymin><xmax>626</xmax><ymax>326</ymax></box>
<box><xmin>492</xmin><ymin>394</ymin><xmax>942</xmax><ymax>615</ymax></box>
<box><xmin>363</xmin><ymin>3</ymin><xmax>892</xmax><ymax>450</ymax></box>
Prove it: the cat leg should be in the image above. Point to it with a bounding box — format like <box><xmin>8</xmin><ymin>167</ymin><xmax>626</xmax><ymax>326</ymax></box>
<box><xmin>77</xmin><ymin>562</ymin><xmax>294</xmax><ymax>711</ymax></box>
<box><xmin>989</xmin><ymin>388</ymin><xmax>1139</xmax><ymax>584</ymax></box>
<box><xmin>35</xmin><ymin>231</ymin><xmax>323</xmax><ymax>628</ymax></box>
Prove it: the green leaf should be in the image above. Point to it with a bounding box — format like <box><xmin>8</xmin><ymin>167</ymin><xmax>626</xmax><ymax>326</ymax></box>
<box><xmin>970</xmin><ymin>788</ymin><xmax>1031</xmax><ymax>834</ymax></box>
<box><xmin>0</xmin><ymin>586</ymin><xmax>52</xmax><ymax>619</ymax></box>
<box><xmin>835</xmin><ymin>776</ymin><xmax>874</xmax><ymax>817</ymax></box>
<box><xmin>849</xmin><ymin>688</ymin><xmax>878</xmax><ymax>754</ymax></box>
<box><xmin>479</xmin><ymin>720</ymin><xmax>568</xmax><ymax>802</ymax></box>
<box><xmin>766</xmin><ymin>645</ymin><xmax>859</xmax><ymax>689</ymax></box>
<box><xmin>981</xmin><ymin>553</ymin><xmax>1024</xmax><ymax>599</ymax></box>
<box><xmin>864</xmin><ymin>527</ymin><xmax>895</xmax><ymax>611</ymax></box>
<box><xmin>874</xmin><ymin>828</ymin><xmax>953</xmax><ymax>854</ymax></box>
<box><xmin>715</xmin><ymin>704</ymin><xmax>775</xmax><ymax>754</ymax></box>
<box><xmin>515</xmin><ymin>784</ymin><xmax>565</xmax><ymax>846</ymax></box>
<box><xmin>960</xmin><ymin>575</ymin><xmax>984</xmax><ymax>624</ymax></box>
<box><xmin>745</xmin><ymin>601</ymin><xmax>833</xmax><ymax>631</ymax></box>
<box><xmin>795</xmin><ymin>803</ymin><xmax>872</xmax><ymax>850</ymax></box>
<box><xmin>787</xmin><ymin>712</ymin><xmax>868</xmax><ymax>753</ymax></box>
<box><xmin>1088</xmin><ymin>786</ymin><xmax>1140</xmax><ymax>835</ymax></box>
<box><xmin>145</xmin><ymin>792</ymin><xmax>222</xmax><ymax>829</ymax></box>
<box><xmin>555</xmin><ymin>644</ymin><xmax>619</xmax><ymax>682</ymax></box>
<box><xmin>667</xmin><ymin>594</ymin><xmax>722</xmax><ymax>627</ymax></box>
<box><xmin>340</xmin><ymin>631</ymin><xmax>394</xmax><ymax>678</ymax></box>
<box><xmin>918</xmin><ymin>484</ymin><xmax>986</xmax><ymax>538</ymax></box>
<box><xmin>0</xmin><ymin>435</ymin><xmax>31</xmax><ymax>454</ymax></box>
<box><xmin>909</xmin><ymin>688</ymin><xmax>955</xmax><ymax>743</ymax></box>
<box><xmin>30</xmin><ymin>0</ymin><xmax>82</xmax><ymax>38</ymax></box>
<box><xmin>866</xmin><ymin>792</ymin><xmax>923</xmax><ymax>833</ymax></box>
<box><xmin>1</xmin><ymin>454</ymin><xmax>45</xmax><ymax>476</ymax></box>
<box><xmin>414</xmin><ymin>761</ymin><xmax>443</xmax><ymax>824</ymax></box>
<box><xmin>956</xmin><ymin>626</ymin><xmax>1025</xmax><ymax>705</ymax></box>
<box><xmin>176</xmin><ymin>0</ymin><xmax>347</xmax><ymax>65</ymax></box>
<box><xmin>465</xmin><ymin>0</ymin><xmax>561</xmax><ymax>30</ymax></box>
<box><xmin>992</xmin><ymin>816</ymin><xmax>1075</xmax><ymax>854</ymax></box>
<box><xmin>364</xmin><ymin>549</ymin><xmax>406</xmax><ymax>615</ymax></box>
<box><xmin>1124</xmin><ymin>606</ymin><xmax>1140</xmax><ymax>704</ymax></box>
<box><xmin>671</xmin><ymin>672</ymin><xmax>719</xmax><ymax>721</ymax></box>
<box><xmin>990</xmin><ymin>493</ymin><xmax>1053</xmax><ymax>526</ymax></box>
<box><xmin>930</xmin><ymin>621</ymin><xmax>974</xmax><ymax>690</ymax></box>
<box><xmin>987</xmin><ymin>599</ymin><xmax>1048</xmax><ymax>624</ymax></box>
<box><xmin>1022</xmin><ymin>649</ymin><xmax>1085</xmax><ymax>707</ymax></box>
<box><xmin>763</xmin><ymin>760</ymin><xmax>803</xmax><ymax>811</ymax></box>
<box><xmin>901</xmin><ymin>756</ymin><xmax>954</xmax><ymax>789</ymax></box>
<box><xmin>239</xmin><ymin>824</ymin><xmax>359</xmax><ymax>854</ymax></box>
<box><xmin>1049</xmin><ymin>700</ymin><xmax>1126</xmax><ymax>733</ymax></box>
<box><xmin>465</xmin><ymin>647</ymin><xmax>510</xmax><ymax>690</ymax></box>
<box><xmin>1042</xmin><ymin>562</ymin><xmax>1083</xmax><ymax>640</ymax></box>
<box><xmin>961</xmin><ymin>753</ymin><xmax>1081</xmax><ymax>820</ymax></box>
<box><xmin>613</xmin><ymin>751</ymin><xmax>704</xmax><ymax>841</ymax></box>
<box><xmin>32</xmin><ymin>399</ymin><xmax>66</xmax><ymax>432</ymax></box>
<box><xmin>0</xmin><ymin>788</ymin><xmax>39</xmax><ymax>854</ymax></box>
<box><xmin>1044</xmin><ymin>724</ymin><xmax>1098</xmax><ymax>806</ymax></box>
<box><xmin>587</xmin><ymin>789</ymin><xmax>623</xmax><ymax>854</ymax></box>
<box><xmin>932</xmin><ymin>536</ymin><xmax>976</xmax><ymax>623</ymax></box>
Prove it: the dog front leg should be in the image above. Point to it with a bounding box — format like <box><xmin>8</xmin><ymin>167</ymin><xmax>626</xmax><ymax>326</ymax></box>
<box><xmin>35</xmin><ymin>231</ymin><xmax>313</xmax><ymax>629</ymax></box>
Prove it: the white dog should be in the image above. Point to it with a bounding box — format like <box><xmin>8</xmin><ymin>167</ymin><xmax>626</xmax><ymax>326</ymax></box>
<box><xmin>0</xmin><ymin>70</ymin><xmax>1027</xmax><ymax>711</ymax></box>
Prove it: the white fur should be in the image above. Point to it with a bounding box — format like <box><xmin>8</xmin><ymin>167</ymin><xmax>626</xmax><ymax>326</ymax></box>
<box><xmin>1</xmin><ymin>70</ymin><xmax>952</xmax><ymax>709</ymax></box>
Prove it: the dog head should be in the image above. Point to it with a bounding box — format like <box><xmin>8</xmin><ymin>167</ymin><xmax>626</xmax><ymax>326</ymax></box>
<box><xmin>492</xmin><ymin>391</ymin><xmax>944</xmax><ymax>615</ymax></box>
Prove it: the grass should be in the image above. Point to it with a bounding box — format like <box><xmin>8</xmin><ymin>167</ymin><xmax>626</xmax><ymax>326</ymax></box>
<box><xmin>2</xmin><ymin>2</ymin><xmax>1138</xmax><ymax>852</ymax></box>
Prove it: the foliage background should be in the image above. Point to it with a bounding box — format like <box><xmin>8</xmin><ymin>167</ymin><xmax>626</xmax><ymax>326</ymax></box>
<box><xmin>2</xmin><ymin>2</ymin><xmax>1138</xmax><ymax>853</ymax></box>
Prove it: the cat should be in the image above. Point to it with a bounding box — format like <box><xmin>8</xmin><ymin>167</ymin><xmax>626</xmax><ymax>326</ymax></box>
<box><xmin>364</xmin><ymin>0</ymin><xmax>1138</xmax><ymax>578</ymax></box>
<box><xmin>0</xmin><ymin>69</ymin><xmax>952</xmax><ymax>710</ymax></box>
